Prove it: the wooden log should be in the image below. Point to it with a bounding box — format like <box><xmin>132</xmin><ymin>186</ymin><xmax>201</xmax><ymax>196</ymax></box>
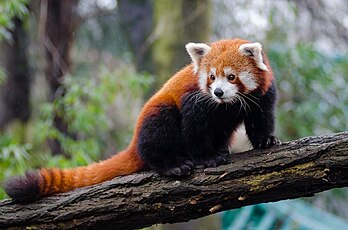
<box><xmin>0</xmin><ymin>132</ymin><xmax>347</xmax><ymax>229</ymax></box>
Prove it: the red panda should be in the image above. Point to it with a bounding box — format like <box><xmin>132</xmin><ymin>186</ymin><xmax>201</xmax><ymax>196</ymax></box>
<box><xmin>4</xmin><ymin>38</ymin><xmax>280</xmax><ymax>202</ymax></box>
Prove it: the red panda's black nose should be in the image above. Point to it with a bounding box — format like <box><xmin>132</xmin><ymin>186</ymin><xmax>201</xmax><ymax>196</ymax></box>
<box><xmin>214</xmin><ymin>88</ymin><xmax>224</xmax><ymax>98</ymax></box>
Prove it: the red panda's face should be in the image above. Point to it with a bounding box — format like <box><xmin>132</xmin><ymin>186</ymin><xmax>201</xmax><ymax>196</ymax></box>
<box><xmin>186</xmin><ymin>39</ymin><xmax>272</xmax><ymax>104</ymax></box>
<box><xmin>199</xmin><ymin>64</ymin><xmax>259</xmax><ymax>104</ymax></box>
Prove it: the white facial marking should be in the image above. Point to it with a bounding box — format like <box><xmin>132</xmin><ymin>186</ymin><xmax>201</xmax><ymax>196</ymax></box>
<box><xmin>198</xmin><ymin>67</ymin><xmax>217</xmax><ymax>93</ymax></box>
<box><xmin>223</xmin><ymin>67</ymin><xmax>235</xmax><ymax>76</ymax></box>
<box><xmin>210</xmin><ymin>76</ymin><xmax>238</xmax><ymax>103</ymax></box>
<box><xmin>239</xmin><ymin>42</ymin><xmax>268</xmax><ymax>71</ymax></box>
<box><xmin>198</xmin><ymin>69</ymin><xmax>208</xmax><ymax>92</ymax></box>
<box><xmin>239</xmin><ymin>71</ymin><xmax>258</xmax><ymax>91</ymax></box>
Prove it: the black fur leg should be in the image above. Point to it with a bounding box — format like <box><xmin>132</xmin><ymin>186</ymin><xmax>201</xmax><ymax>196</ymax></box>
<box><xmin>137</xmin><ymin>106</ymin><xmax>193</xmax><ymax>177</ymax></box>
<box><xmin>181</xmin><ymin>91</ymin><xmax>238</xmax><ymax>169</ymax></box>
<box><xmin>245</xmin><ymin>82</ymin><xmax>279</xmax><ymax>149</ymax></box>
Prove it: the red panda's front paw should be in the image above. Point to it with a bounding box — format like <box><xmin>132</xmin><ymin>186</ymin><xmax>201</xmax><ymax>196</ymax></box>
<box><xmin>256</xmin><ymin>135</ymin><xmax>281</xmax><ymax>148</ymax></box>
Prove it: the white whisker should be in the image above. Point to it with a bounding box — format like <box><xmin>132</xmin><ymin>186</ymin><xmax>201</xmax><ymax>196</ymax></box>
<box><xmin>238</xmin><ymin>92</ymin><xmax>261</xmax><ymax>109</ymax></box>
<box><xmin>236</xmin><ymin>96</ymin><xmax>244</xmax><ymax>116</ymax></box>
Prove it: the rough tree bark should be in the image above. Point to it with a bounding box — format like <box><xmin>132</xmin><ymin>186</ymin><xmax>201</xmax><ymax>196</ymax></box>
<box><xmin>0</xmin><ymin>132</ymin><xmax>347</xmax><ymax>229</ymax></box>
<box><xmin>118</xmin><ymin>0</ymin><xmax>153</xmax><ymax>72</ymax></box>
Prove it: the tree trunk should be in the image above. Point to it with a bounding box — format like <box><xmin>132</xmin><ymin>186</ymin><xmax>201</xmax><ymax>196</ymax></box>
<box><xmin>118</xmin><ymin>0</ymin><xmax>153</xmax><ymax>72</ymax></box>
<box><xmin>151</xmin><ymin>0</ymin><xmax>211</xmax><ymax>91</ymax></box>
<box><xmin>40</xmin><ymin>0</ymin><xmax>78</xmax><ymax>155</ymax></box>
<box><xmin>0</xmin><ymin>18</ymin><xmax>31</xmax><ymax>130</ymax></box>
<box><xmin>1</xmin><ymin>132</ymin><xmax>347</xmax><ymax>230</ymax></box>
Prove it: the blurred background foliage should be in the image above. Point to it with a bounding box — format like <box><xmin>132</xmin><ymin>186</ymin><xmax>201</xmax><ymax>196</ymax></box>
<box><xmin>0</xmin><ymin>0</ymin><xmax>347</xmax><ymax>229</ymax></box>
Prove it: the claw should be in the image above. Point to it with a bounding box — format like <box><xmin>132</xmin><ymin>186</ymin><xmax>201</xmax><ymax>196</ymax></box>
<box><xmin>216</xmin><ymin>155</ymin><xmax>227</xmax><ymax>164</ymax></box>
<box><xmin>180</xmin><ymin>164</ymin><xmax>192</xmax><ymax>175</ymax></box>
<box><xmin>258</xmin><ymin>135</ymin><xmax>281</xmax><ymax>148</ymax></box>
<box><xmin>161</xmin><ymin>160</ymin><xmax>194</xmax><ymax>177</ymax></box>
<box><xmin>274</xmin><ymin>138</ymin><xmax>281</xmax><ymax>145</ymax></box>
<box><xmin>202</xmin><ymin>153</ymin><xmax>228</xmax><ymax>168</ymax></box>
<box><xmin>185</xmin><ymin>160</ymin><xmax>194</xmax><ymax>168</ymax></box>
<box><xmin>205</xmin><ymin>160</ymin><xmax>217</xmax><ymax>168</ymax></box>
<box><xmin>164</xmin><ymin>167</ymin><xmax>182</xmax><ymax>176</ymax></box>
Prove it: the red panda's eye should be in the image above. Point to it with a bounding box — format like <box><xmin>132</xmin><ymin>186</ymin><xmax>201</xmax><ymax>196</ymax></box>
<box><xmin>209</xmin><ymin>74</ymin><xmax>216</xmax><ymax>81</ymax></box>
<box><xmin>227</xmin><ymin>74</ymin><xmax>236</xmax><ymax>81</ymax></box>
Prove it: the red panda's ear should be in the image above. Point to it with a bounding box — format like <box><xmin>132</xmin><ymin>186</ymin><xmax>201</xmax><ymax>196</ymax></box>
<box><xmin>239</xmin><ymin>42</ymin><xmax>268</xmax><ymax>71</ymax></box>
<box><xmin>185</xmin><ymin>42</ymin><xmax>211</xmax><ymax>73</ymax></box>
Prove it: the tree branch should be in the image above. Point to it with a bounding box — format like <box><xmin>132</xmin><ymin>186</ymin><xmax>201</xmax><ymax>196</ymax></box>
<box><xmin>1</xmin><ymin>132</ymin><xmax>348</xmax><ymax>229</ymax></box>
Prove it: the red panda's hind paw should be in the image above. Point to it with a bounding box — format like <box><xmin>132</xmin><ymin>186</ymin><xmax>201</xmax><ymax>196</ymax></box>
<box><xmin>161</xmin><ymin>160</ymin><xmax>194</xmax><ymax>177</ymax></box>
<box><xmin>192</xmin><ymin>152</ymin><xmax>228</xmax><ymax>168</ymax></box>
<box><xmin>204</xmin><ymin>154</ymin><xmax>227</xmax><ymax>168</ymax></box>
